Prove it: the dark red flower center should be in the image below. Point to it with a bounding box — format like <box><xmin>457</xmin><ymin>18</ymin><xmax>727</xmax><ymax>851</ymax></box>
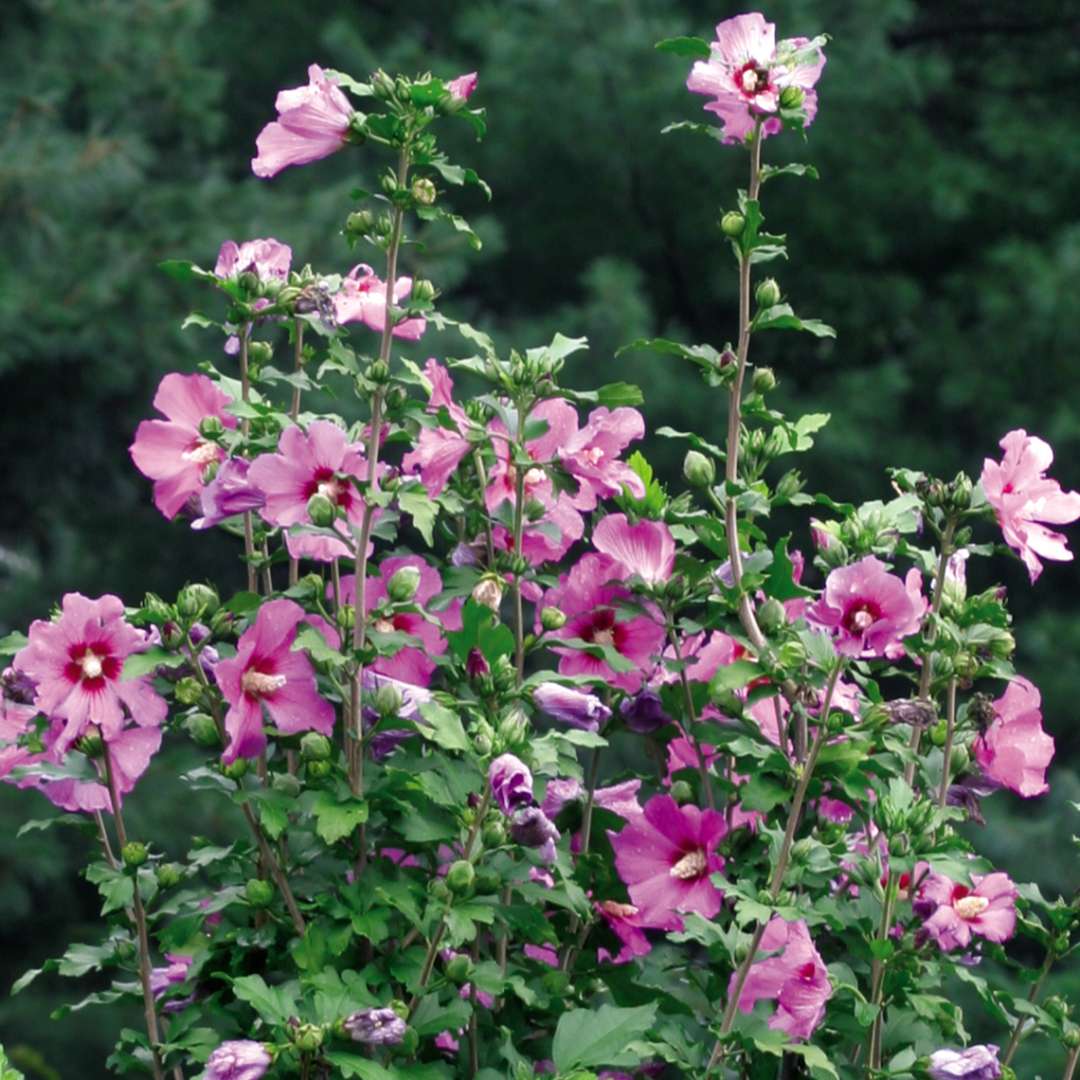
<box><xmin>797</xmin><ymin>961</ymin><xmax>817</xmax><ymax>982</ymax></box>
<box><xmin>64</xmin><ymin>641</ymin><xmax>120</xmax><ymax>691</ymax></box>
<box><xmin>582</xmin><ymin>608</ymin><xmax>622</xmax><ymax>650</ymax></box>
<box><xmin>734</xmin><ymin>61</ymin><xmax>771</xmax><ymax>99</ymax></box>
<box><xmin>304</xmin><ymin>467</ymin><xmax>354</xmax><ymax>510</ymax></box>
<box><xmin>842</xmin><ymin>600</ymin><xmax>881</xmax><ymax>635</ymax></box>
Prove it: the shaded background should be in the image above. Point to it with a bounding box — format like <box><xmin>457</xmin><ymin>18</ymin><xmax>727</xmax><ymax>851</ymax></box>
<box><xmin>2</xmin><ymin>0</ymin><xmax>1080</xmax><ymax>1073</ymax></box>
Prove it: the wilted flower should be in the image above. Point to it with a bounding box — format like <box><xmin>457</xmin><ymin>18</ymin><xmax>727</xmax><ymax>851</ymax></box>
<box><xmin>205</xmin><ymin>1039</ymin><xmax>272</xmax><ymax>1080</ymax></box>
<box><xmin>533</xmin><ymin>682</ymin><xmax>611</xmax><ymax>732</ymax></box>
<box><xmin>731</xmin><ymin>917</ymin><xmax>831</xmax><ymax>1040</ymax></box>
<box><xmin>973</xmin><ymin>676</ymin><xmax>1054</xmax><ymax>798</ymax></box>
<box><xmin>344</xmin><ymin>1006</ymin><xmax>407</xmax><ymax>1046</ymax></box>
<box><xmin>149</xmin><ymin>953</ymin><xmax>192</xmax><ymax>998</ymax></box>
<box><xmin>509</xmin><ymin>804</ymin><xmax>560</xmax><ymax>863</ymax></box>
<box><xmin>192</xmin><ymin>457</ymin><xmax>266</xmax><ymax>530</ymax></box>
<box><xmin>213</xmin><ymin>238</ymin><xmax>292</xmax><ymax>283</ymax></box>
<box><xmin>981</xmin><ymin>429</ymin><xmax>1080</xmax><ymax>582</ymax></box>
<box><xmin>252</xmin><ymin>63</ymin><xmax>355</xmax><ymax>178</ymax></box>
<box><xmin>619</xmin><ymin>687</ymin><xmax>670</xmax><ymax>734</ymax></box>
<box><xmin>927</xmin><ymin>1044</ymin><xmax>1002</xmax><ymax>1079</ymax></box>
<box><xmin>489</xmin><ymin>753</ymin><xmax>533</xmax><ymax>815</ymax></box>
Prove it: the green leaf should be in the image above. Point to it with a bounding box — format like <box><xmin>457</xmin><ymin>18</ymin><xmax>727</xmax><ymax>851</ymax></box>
<box><xmin>121</xmin><ymin>646</ymin><xmax>187</xmax><ymax>680</ymax></box>
<box><xmin>231</xmin><ymin>974</ymin><xmax>298</xmax><ymax>1024</ymax></box>
<box><xmin>709</xmin><ymin>659</ymin><xmax>764</xmax><ymax>695</ymax></box>
<box><xmin>739</xmin><ymin>773</ymin><xmax>790</xmax><ymax>813</ymax></box>
<box><xmin>417</xmin><ymin>699</ymin><xmax>470</xmax><ymax>753</ymax></box>
<box><xmin>661</xmin><ymin>120</ymin><xmax>721</xmax><ymax>142</ymax></box>
<box><xmin>654</xmin><ymin>36</ymin><xmax>711</xmax><ymax>60</ymax></box>
<box><xmin>761</xmin><ymin>162</ymin><xmax>820</xmax><ymax>184</ymax></box>
<box><xmin>753</xmin><ymin>303</ymin><xmax>836</xmax><ymax>338</ymax></box>
<box><xmin>764</xmin><ymin>536</ymin><xmax>814</xmax><ymax>600</ymax></box>
<box><xmin>158</xmin><ymin>258</ymin><xmax>199</xmax><ymax>282</ymax></box>
<box><xmin>85</xmin><ymin>863</ymin><xmax>134</xmax><ymax>915</ymax></box>
<box><xmin>0</xmin><ymin>631</ymin><xmax>28</xmax><ymax>656</ymax></box>
<box><xmin>398</xmin><ymin>485</ymin><xmax>438</xmax><ymax>546</ymax></box>
<box><xmin>312</xmin><ymin>791</ymin><xmax>369</xmax><ymax>845</ymax></box>
<box><xmin>552</xmin><ymin>1003</ymin><xmax>658</xmax><ymax>1071</ymax></box>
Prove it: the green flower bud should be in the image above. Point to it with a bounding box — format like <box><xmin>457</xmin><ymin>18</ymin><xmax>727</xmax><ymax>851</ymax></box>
<box><xmin>339</xmin><ymin>604</ymin><xmax>356</xmax><ymax>631</ymax></box>
<box><xmin>472</xmin><ymin>730</ymin><xmax>493</xmax><ymax>756</ymax></box>
<box><xmin>683</xmin><ymin>449</ymin><xmax>716</xmax><ymax>488</ymax></box>
<box><xmin>669</xmin><ymin>779</ymin><xmax>694</xmax><ymax>805</ymax></box>
<box><xmin>161</xmin><ymin>620</ymin><xmax>185</xmax><ymax>649</ymax></box>
<box><xmin>300</xmin><ymin>732</ymin><xmax>332</xmax><ymax>762</ymax></box>
<box><xmin>779</xmin><ymin>85</ymin><xmax>805</xmax><ymax>110</ymax></box>
<box><xmin>272</xmin><ymin>772</ymin><xmax>302</xmax><ymax>798</ymax></box>
<box><xmin>987</xmin><ymin>628</ymin><xmax>1016</xmax><ymax>660</ymax></box>
<box><xmin>156</xmin><ymin>862</ymin><xmax>184</xmax><ymax>889</ymax></box>
<box><xmin>757</xmin><ymin>597</ymin><xmax>787</xmax><ymax>635</ymax></box>
<box><xmin>74</xmin><ymin>730</ymin><xmax>104</xmax><ymax>758</ymax></box>
<box><xmin>497</xmin><ymin>706</ymin><xmax>529</xmax><ymax>751</ymax></box>
<box><xmin>755</xmin><ymin>278</ymin><xmax>781</xmax><ymax>308</ymax></box>
<box><xmin>491</xmin><ymin>655</ymin><xmax>517</xmax><ymax>694</ymax></box>
<box><xmin>928</xmin><ymin>719</ymin><xmax>948</xmax><ymax>747</ymax></box>
<box><xmin>776</xmin><ymin>639</ymin><xmax>807</xmax><ymax>669</ymax></box>
<box><xmin>198</xmin><ymin>415</ymin><xmax>225</xmax><ymax>441</ymax></box>
<box><xmin>474</xmin><ymin>867</ymin><xmax>501</xmax><ymax>893</ymax></box>
<box><xmin>174</xmin><ymin>676</ymin><xmax>204</xmax><ymax>707</ymax></box>
<box><xmin>346</xmin><ymin>209</ymin><xmax>377</xmax><ymax>236</ymax></box>
<box><xmin>367</xmin><ymin>358</ymin><xmax>390</xmax><ymax>384</ymax></box>
<box><xmin>446</xmin><ymin>859</ymin><xmax>476</xmax><ymax>895</ymax></box>
<box><xmin>221</xmin><ymin>758</ymin><xmax>249</xmax><ymax>781</ymax></box>
<box><xmin>540</xmin><ymin>606</ymin><xmax>567</xmax><ymax>632</ymax></box>
<box><xmin>774</xmin><ymin>469</ymin><xmax>804</xmax><ymax>502</ymax></box>
<box><xmin>237</xmin><ymin>271</ymin><xmax>260</xmax><ymax>294</ymax></box>
<box><xmin>121</xmin><ymin>841</ymin><xmax>149</xmax><ymax>869</ymax></box>
<box><xmin>387</xmin><ymin>565</ymin><xmax>422</xmax><ymax>603</ymax></box>
<box><xmin>248</xmin><ymin>340</ymin><xmax>273</xmax><ymax>366</ymax></box>
<box><xmin>185</xmin><ymin>712</ymin><xmax>221</xmax><ymax>748</ymax></box>
<box><xmin>410</xmin><ymin>279</ymin><xmax>436</xmax><ymax>305</ymax></box>
<box><xmin>751</xmin><ymin>366</ymin><xmax>777</xmax><ymax>394</ymax></box>
<box><xmin>371</xmin><ymin>69</ymin><xmax>396</xmax><ymax>100</ymax></box>
<box><xmin>245</xmin><ymin>878</ymin><xmax>275</xmax><ymax>908</ymax></box>
<box><xmin>720</xmin><ymin>210</ymin><xmax>746</xmax><ymax>237</ymax></box>
<box><xmin>482</xmin><ymin>818</ymin><xmax>506</xmax><ymax>848</ymax></box>
<box><xmin>445</xmin><ymin>954</ymin><xmax>474</xmax><ymax>983</ymax></box>
<box><xmin>306</xmin><ymin>759</ymin><xmax>333</xmax><ymax>779</ymax></box>
<box><xmin>292</xmin><ymin>1023</ymin><xmax>324</xmax><ymax>1052</ymax></box>
<box><xmin>951</xmin><ymin>744</ymin><xmax>969</xmax><ymax>773</ymax></box>
<box><xmin>177</xmin><ymin>582</ymin><xmax>219</xmax><ymax>620</ymax></box>
<box><xmin>141</xmin><ymin>591</ymin><xmax>174</xmax><ymax>623</ymax></box>
<box><xmin>306</xmin><ymin>492</ymin><xmax>337</xmax><ymax>528</ymax></box>
<box><xmin>428</xmin><ymin>877</ymin><xmax>451</xmax><ymax>901</ymax></box>
<box><xmin>210</xmin><ymin>608</ymin><xmax>237</xmax><ymax>638</ymax></box>
<box><xmin>411</xmin><ymin>177</ymin><xmax>438</xmax><ymax>206</ymax></box>
<box><xmin>373</xmin><ymin>681</ymin><xmax>403</xmax><ymax>718</ymax></box>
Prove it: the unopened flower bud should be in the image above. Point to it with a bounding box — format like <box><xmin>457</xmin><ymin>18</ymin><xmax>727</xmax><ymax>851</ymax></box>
<box><xmin>474</xmin><ymin>867</ymin><xmax>501</xmax><ymax>893</ymax></box>
<box><xmin>371</xmin><ymin>69</ymin><xmax>396</xmax><ymax>100</ymax></box>
<box><xmin>373</xmin><ymin>681</ymin><xmax>403</xmax><ymax>718</ymax></box>
<box><xmin>755</xmin><ymin>278</ymin><xmax>781</xmax><ymax>308</ymax></box>
<box><xmin>177</xmin><ymin>582</ymin><xmax>219</xmax><ymax>620</ymax></box>
<box><xmin>221</xmin><ymin>757</ymin><xmax>249</xmax><ymax>780</ymax></box>
<box><xmin>367</xmin><ymin>358</ymin><xmax>390</xmax><ymax>384</ymax></box>
<box><xmin>987</xmin><ymin>628</ymin><xmax>1016</xmax><ymax>660</ymax></box>
<box><xmin>497</xmin><ymin>706</ymin><xmax>529</xmax><ymax>751</ymax></box>
<box><xmin>775</xmin><ymin>639</ymin><xmax>807</xmax><ymax>669</ymax></box>
<box><xmin>410</xmin><ymin>279</ymin><xmax>436</xmax><ymax>305</ymax></box>
<box><xmin>429</xmin><ymin>877</ymin><xmax>451</xmax><ymax>901</ymax></box>
<box><xmin>386</xmin><ymin>565</ymin><xmax>421</xmax><ymax>603</ymax></box>
<box><xmin>540</xmin><ymin>606</ymin><xmax>567</xmax><ymax>632</ymax></box>
<box><xmin>185</xmin><ymin>712</ymin><xmax>221</xmax><ymax>748</ymax></box>
<box><xmin>482</xmin><ymin>819</ymin><xmax>506</xmax><ymax>847</ymax></box>
<box><xmin>245</xmin><ymin>878</ymin><xmax>274</xmax><ymax>908</ymax></box>
<box><xmin>683</xmin><ymin>449</ymin><xmax>716</xmax><ymax>488</ymax></box>
<box><xmin>210</xmin><ymin>608</ymin><xmax>237</xmax><ymax>638</ymax></box>
<box><xmin>122</xmin><ymin>841</ymin><xmax>148</xmax><ymax>869</ymax></box>
<box><xmin>751</xmin><ymin>366</ymin><xmax>777</xmax><ymax>394</ymax></box>
<box><xmin>472</xmin><ymin>575</ymin><xmax>504</xmax><ymax>612</ymax></box>
<box><xmin>306</xmin><ymin>492</ymin><xmax>337</xmax><ymax>527</ymax></box>
<box><xmin>928</xmin><ymin>719</ymin><xmax>948</xmax><ymax>748</ymax></box>
<box><xmin>306</xmin><ymin>759</ymin><xmax>332</xmax><ymax>779</ymax></box>
<box><xmin>161</xmin><ymin>620</ymin><xmax>184</xmax><ymax>649</ymax></box>
<box><xmin>1062</xmin><ymin>1024</ymin><xmax>1080</xmax><ymax>1051</ymax></box>
<box><xmin>198</xmin><ymin>415</ymin><xmax>225</xmax><ymax>441</ymax></box>
<box><xmin>775</xmin><ymin>469</ymin><xmax>804</xmax><ymax>502</ymax></box>
<box><xmin>346</xmin><ymin>209</ymin><xmax>376</xmax><ymax>236</ymax></box>
<box><xmin>720</xmin><ymin>211</ymin><xmax>746</xmax><ymax>237</ymax></box>
<box><xmin>300</xmin><ymin>732</ymin><xmax>332</xmax><ymax>762</ymax></box>
<box><xmin>779</xmin><ymin>85</ymin><xmax>805</xmax><ymax>110</ymax></box>
<box><xmin>75</xmin><ymin>730</ymin><xmax>104</xmax><ymax>758</ymax></box>
<box><xmin>174</xmin><ymin>676</ymin><xmax>204</xmax><ymax>706</ymax></box>
<box><xmin>156</xmin><ymin>862</ymin><xmax>184</xmax><ymax>888</ymax></box>
<box><xmin>757</xmin><ymin>597</ymin><xmax>787</xmax><ymax>635</ymax></box>
<box><xmin>292</xmin><ymin>1023</ymin><xmax>324</xmax><ymax>1052</ymax></box>
<box><xmin>411</xmin><ymin>178</ymin><xmax>437</xmax><ymax>206</ymax></box>
<box><xmin>237</xmin><ymin>270</ymin><xmax>260</xmax><ymax>294</ymax></box>
<box><xmin>445</xmin><ymin>953</ymin><xmax>473</xmax><ymax>983</ymax></box>
<box><xmin>669</xmin><ymin>779</ymin><xmax>694</xmax><ymax>805</ymax></box>
<box><xmin>446</xmin><ymin>860</ymin><xmax>476</xmax><ymax>895</ymax></box>
<box><xmin>248</xmin><ymin>340</ymin><xmax>273</xmax><ymax>366</ymax></box>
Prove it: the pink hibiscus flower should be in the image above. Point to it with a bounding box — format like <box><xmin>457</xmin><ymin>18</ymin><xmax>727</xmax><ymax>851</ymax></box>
<box><xmin>252</xmin><ymin>64</ymin><xmax>355</xmax><ymax>178</ymax></box>
<box><xmin>596</xmin><ymin>899</ymin><xmax>656</xmax><ymax>965</ymax></box>
<box><xmin>544</xmin><ymin>554</ymin><xmax>665</xmax><ymax>692</ymax></box>
<box><xmin>191</xmin><ymin>457</ymin><xmax>266</xmax><ymax>531</ymax></box>
<box><xmin>447</xmin><ymin>72</ymin><xmax>478</xmax><ymax>103</ymax></box>
<box><xmin>401</xmin><ymin>360</ymin><xmax>473</xmax><ymax>496</ymax></box>
<box><xmin>915</xmin><ymin>870</ymin><xmax>1018</xmax><ymax>952</ymax></box>
<box><xmin>558</xmin><ymin>408</ymin><xmax>646</xmax><ymax>510</ymax></box>
<box><xmin>592</xmin><ymin>514</ymin><xmax>676</xmax><ymax>586</ymax></box>
<box><xmin>213</xmin><ymin>238</ymin><xmax>292</xmax><ymax>282</ymax></box>
<box><xmin>333</xmin><ymin>264</ymin><xmax>426</xmax><ymax>340</ymax></box>
<box><xmin>686</xmin><ymin>13</ymin><xmax>826</xmax><ymax>144</ymax></box>
<box><xmin>980</xmin><ymin>429</ymin><xmax>1080</xmax><ymax>583</ymax></box>
<box><xmin>610</xmin><ymin>793</ymin><xmax>726</xmax><ymax>927</ymax></box>
<box><xmin>807</xmin><ymin>555</ymin><xmax>927</xmax><ymax>658</ymax></box>
<box><xmin>732</xmin><ymin>917</ymin><xmax>832</xmax><ymax>1040</ymax></box>
<box><xmin>973</xmin><ymin>676</ymin><xmax>1054</xmax><ymax>798</ymax></box>
<box><xmin>248</xmin><ymin>420</ymin><xmax>373</xmax><ymax>562</ymax></box>
<box><xmin>214</xmin><ymin>599</ymin><xmax>335</xmax><ymax>763</ymax></box>
<box><xmin>14</xmin><ymin>593</ymin><xmax>165</xmax><ymax>756</ymax></box>
<box><xmin>129</xmin><ymin>373</ymin><xmax>237</xmax><ymax>520</ymax></box>
<box><xmin>337</xmin><ymin>555</ymin><xmax>460</xmax><ymax>687</ymax></box>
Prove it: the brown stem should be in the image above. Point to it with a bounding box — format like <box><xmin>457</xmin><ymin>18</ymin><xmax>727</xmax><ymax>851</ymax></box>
<box><xmin>103</xmin><ymin>748</ymin><xmax>165</xmax><ymax>1080</ymax></box>
<box><xmin>937</xmin><ymin>678</ymin><xmax>958</xmax><ymax>809</ymax></box>
<box><xmin>1064</xmin><ymin>1044</ymin><xmax>1080</xmax><ymax>1080</ymax></box>
<box><xmin>1002</xmin><ymin>946</ymin><xmax>1056</xmax><ymax>1066</ymax></box>
<box><xmin>707</xmin><ymin>663</ymin><xmax>843</xmax><ymax>1069</ymax></box>
<box><xmin>903</xmin><ymin>523</ymin><xmax>956</xmax><ymax>786</ymax></box>
<box><xmin>240</xmin><ymin>802</ymin><xmax>306</xmax><ymax>936</ymax></box>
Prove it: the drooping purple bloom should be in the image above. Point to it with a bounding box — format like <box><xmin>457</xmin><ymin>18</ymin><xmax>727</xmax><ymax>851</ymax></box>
<box><xmin>927</xmin><ymin>1044</ymin><xmax>1002</xmax><ymax>1079</ymax></box>
<box><xmin>344</xmin><ymin>1006</ymin><xmax>407</xmax><ymax>1046</ymax></box>
<box><xmin>533</xmin><ymin>682</ymin><xmax>611</xmax><ymax>732</ymax></box>
<box><xmin>205</xmin><ymin>1040</ymin><xmax>272</xmax><ymax>1080</ymax></box>
<box><xmin>489</xmin><ymin>753</ymin><xmax>533</xmax><ymax>814</ymax></box>
<box><xmin>149</xmin><ymin>953</ymin><xmax>193</xmax><ymax>998</ymax></box>
<box><xmin>619</xmin><ymin>687</ymin><xmax>669</xmax><ymax>734</ymax></box>
<box><xmin>192</xmin><ymin>458</ymin><xmax>266</xmax><ymax>530</ymax></box>
<box><xmin>509</xmin><ymin>805</ymin><xmax>560</xmax><ymax>863</ymax></box>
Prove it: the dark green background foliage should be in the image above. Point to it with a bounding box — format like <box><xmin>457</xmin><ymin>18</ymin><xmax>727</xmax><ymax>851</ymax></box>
<box><xmin>2</xmin><ymin>0</ymin><xmax>1079</xmax><ymax>1072</ymax></box>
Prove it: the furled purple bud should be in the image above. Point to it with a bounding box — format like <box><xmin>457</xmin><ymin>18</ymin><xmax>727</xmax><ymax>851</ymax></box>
<box><xmin>489</xmin><ymin>753</ymin><xmax>533</xmax><ymax>815</ymax></box>
<box><xmin>204</xmin><ymin>1040</ymin><xmax>272</xmax><ymax>1080</ymax></box>
<box><xmin>509</xmin><ymin>805</ymin><xmax>560</xmax><ymax>864</ymax></box>
<box><xmin>926</xmin><ymin>1044</ymin><xmax>1002</xmax><ymax>1079</ymax></box>
<box><xmin>618</xmin><ymin>687</ymin><xmax>669</xmax><ymax>734</ymax></box>
<box><xmin>466</xmin><ymin>647</ymin><xmax>490</xmax><ymax>679</ymax></box>
<box><xmin>344</xmin><ymin>1006</ymin><xmax>407</xmax><ymax>1046</ymax></box>
<box><xmin>533</xmin><ymin>683</ymin><xmax>611</xmax><ymax>732</ymax></box>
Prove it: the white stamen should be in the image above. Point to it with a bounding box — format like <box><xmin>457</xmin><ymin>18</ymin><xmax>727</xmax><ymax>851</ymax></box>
<box><xmin>601</xmin><ymin>900</ymin><xmax>639</xmax><ymax>918</ymax></box>
<box><xmin>374</xmin><ymin>618</ymin><xmax>395</xmax><ymax>634</ymax></box>
<box><xmin>80</xmin><ymin>653</ymin><xmax>103</xmax><ymax>679</ymax></box>
<box><xmin>317</xmin><ymin>479</ymin><xmax>343</xmax><ymax>501</ymax></box>
<box><xmin>670</xmin><ymin>849</ymin><xmax>708</xmax><ymax>880</ymax></box>
<box><xmin>181</xmin><ymin>440</ymin><xmax>219</xmax><ymax>466</ymax></box>
<box><xmin>851</xmin><ymin>609</ymin><xmax>875</xmax><ymax>632</ymax></box>
<box><xmin>241</xmin><ymin>669</ymin><xmax>287</xmax><ymax>696</ymax></box>
<box><xmin>955</xmin><ymin>895</ymin><xmax>989</xmax><ymax>920</ymax></box>
<box><xmin>524</xmin><ymin>467</ymin><xmax>546</xmax><ymax>487</ymax></box>
<box><xmin>741</xmin><ymin>70</ymin><xmax>759</xmax><ymax>91</ymax></box>
<box><xmin>585</xmin><ymin>446</ymin><xmax>605</xmax><ymax>466</ymax></box>
<box><xmin>592</xmin><ymin>628</ymin><xmax>615</xmax><ymax>647</ymax></box>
